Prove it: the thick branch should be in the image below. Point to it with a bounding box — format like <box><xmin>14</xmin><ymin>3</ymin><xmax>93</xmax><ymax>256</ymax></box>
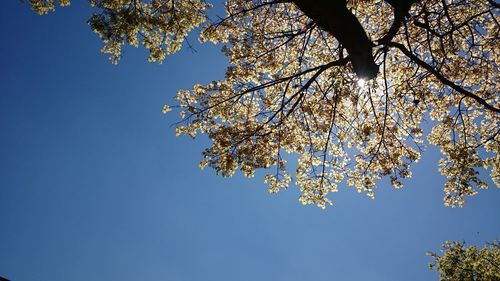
<box><xmin>292</xmin><ymin>0</ymin><xmax>378</xmax><ymax>80</ymax></box>
<box><xmin>389</xmin><ymin>42</ymin><xmax>500</xmax><ymax>113</ymax></box>
<box><xmin>378</xmin><ymin>0</ymin><xmax>420</xmax><ymax>44</ymax></box>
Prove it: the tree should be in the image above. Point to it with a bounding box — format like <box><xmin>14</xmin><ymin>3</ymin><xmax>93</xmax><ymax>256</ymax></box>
<box><xmin>28</xmin><ymin>0</ymin><xmax>499</xmax><ymax>208</ymax></box>
<box><xmin>428</xmin><ymin>240</ymin><xmax>500</xmax><ymax>281</ymax></box>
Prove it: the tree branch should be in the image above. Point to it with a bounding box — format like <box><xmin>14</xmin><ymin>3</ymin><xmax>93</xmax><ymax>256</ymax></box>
<box><xmin>378</xmin><ymin>0</ymin><xmax>420</xmax><ymax>45</ymax></box>
<box><xmin>388</xmin><ymin>42</ymin><xmax>500</xmax><ymax>113</ymax></box>
<box><xmin>292</xmin><ymin>0</ymin><xmax>378</xmax><ymax>80</ymax></box>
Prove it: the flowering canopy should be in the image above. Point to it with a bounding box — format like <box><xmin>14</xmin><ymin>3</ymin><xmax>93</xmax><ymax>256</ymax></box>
<box><xmin>428</xmin><ymin>240</ymin><xmax>500</xmax><ymax>280</ymax></box>
<box><xmin>30</xmin><ymin>0</ymin><xmax>499</xmax><ymax>208</ymax></box>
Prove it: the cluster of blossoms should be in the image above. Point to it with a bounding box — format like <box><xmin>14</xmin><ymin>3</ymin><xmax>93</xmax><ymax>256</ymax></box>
<box><xmin>178</xmin><ymin>0</ymin><xmax>498</xmax><ymax>208</ymax></box>
<box><xmin>29</xmin><ymin>0</ymin><xmax>70</xmax><ymax>15</ymax></box>
<box><xmin>30</xmin><ymin>0</ymin><xmax>210</xmax><ymax>64</ymax></box>
<box><xmin>30</xmin><ymin>0</ymin><xmax>499</xmax><ymax>208</ymax></box>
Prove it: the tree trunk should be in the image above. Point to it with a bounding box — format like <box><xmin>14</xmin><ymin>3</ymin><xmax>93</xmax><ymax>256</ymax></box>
<box><xmin>293</xmin><ymin>0</ymin><xmax>379</xmax><ymax>80</ymax></box>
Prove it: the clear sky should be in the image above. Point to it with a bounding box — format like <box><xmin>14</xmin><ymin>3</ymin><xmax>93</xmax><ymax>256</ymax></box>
<box><xmin>0</xmin><ymin>2</ymin><xmax>498</xmax><ymax>281</ymax></box>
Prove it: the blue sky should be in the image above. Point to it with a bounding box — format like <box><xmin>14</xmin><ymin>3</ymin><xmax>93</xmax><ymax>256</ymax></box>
<box><xmin>0</xmin><ymin>2</ymin><xmax>498</xmax><ymax>281</ymax></box>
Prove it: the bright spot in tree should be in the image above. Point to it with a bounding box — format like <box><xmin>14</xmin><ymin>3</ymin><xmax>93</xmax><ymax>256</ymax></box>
<box><xmin>357</xmin><ymin>79</ymin><xmax>366</xmax><ymax>87</ymax></box>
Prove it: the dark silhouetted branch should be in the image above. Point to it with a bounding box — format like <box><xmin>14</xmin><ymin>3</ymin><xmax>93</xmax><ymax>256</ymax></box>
<box><xmin>292</xmin><ymin>0</ymin><xmax>378</xmax><ymax>80</ymax></box>
<box><xmin>389</xmin><ymin>42</ymin><xmax>500</xmax><ymax>113</ymax></box>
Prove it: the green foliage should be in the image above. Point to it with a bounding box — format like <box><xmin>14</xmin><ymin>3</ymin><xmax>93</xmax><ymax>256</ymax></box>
<box><xmin>428</xmin><ymin>240</ymin><xmax>500</xmax><ymax>281</ymax></box>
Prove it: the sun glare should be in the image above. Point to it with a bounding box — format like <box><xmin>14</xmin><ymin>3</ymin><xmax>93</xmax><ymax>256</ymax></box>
<box><xmin>357</xmin><ymin>79</ymin><xmax>366</xmax><ymax>88</ymax></box>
